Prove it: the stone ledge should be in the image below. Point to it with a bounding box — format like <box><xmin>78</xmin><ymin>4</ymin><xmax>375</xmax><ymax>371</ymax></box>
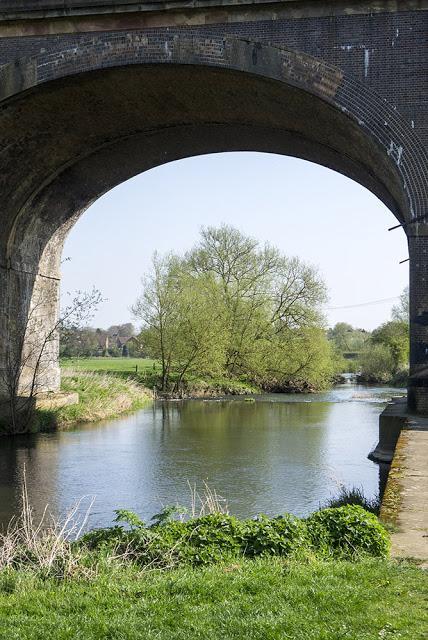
<box><xmin>35</xmin><ymin>391</ymin><xmax>79</xmax><ymax>411</ymax></box>
<box><xmin>369</xmin><ymin>396</ymin><xmax>428</xmax><ymax>463</ymax></box>
<box><xmin>0</xmin><ymin>0</ymin><xmax>425</xmax><ymax>22</ymax></box>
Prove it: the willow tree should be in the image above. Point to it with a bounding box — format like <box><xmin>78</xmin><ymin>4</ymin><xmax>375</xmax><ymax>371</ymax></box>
<box><xmin>132</xmin><ymin>253</ymin><xmax>225</xmax><ymax>392</ymax></box>
<box><xmin>134</xmin><ymin>226</ymin><xmax>334</xmax><ymax>391</ymax></box>
<box><xmin>186</xmin><ymin>225</ymin><xmax>330</xmax><ymax>386</ymax></box>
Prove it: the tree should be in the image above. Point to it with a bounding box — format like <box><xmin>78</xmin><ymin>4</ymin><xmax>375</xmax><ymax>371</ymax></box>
<box><xmin>1</xmin><ymin>287</ymin><xmax>102</xmax><ymax>434</ymax></box>
<box><xmin>133</xmin><ymin>226</ymin><xmax>333</xmax><ymax>392</ymax></box>
<box><xmin>255</xmin><ymin>326</ymin><xmax>335</xmax><ymax>390</ymax></box>
<box><xmin>186</xmin><ymin>225</ymin><xmax>328</xmax><ymax>382</ymax></box>
<box><xmin>358</xmin><ymin>289</ymin><xmax>410</xmax><ymax>383</ymax></box>
<box><xmin>359</xmin><ymin>344</ymin><xmax>396</xmax><ymax>383</ymax></box>
<box><xmin>371</xmin><ymin>320</ymin><xmax>408</xmax><ymax>375</ymax></box>
<box><xmin>164</xmin><ymin>272</ymin><xmax>226</xmax><ymax>392</ymax></box>
<box><xmin>107</xmin><ymin>323</ymin><xmax>136</xmax><ymax>337</ymax></box>
<box><xmin>132</xmin><ymin>253</ymin><xmax>178</xmax><ymax>390</ymax></box>
<box><xmin>391</xmin><ymin>286</ymin><xmax>409</xmax><ymax>324</ymax></box>
<box><xmin>133</xmin><ymin>253</ymin><xmax>226</xmax><ymax>391</ymax></box>
<box><xmin>327</xmin><ymin>323</ymin><xmax>369</xmax><ymax>353</ymax></box>
<box><xmin>60</xmin><ymin>326</ymin><xmax>99</xmax><ymax>358</ymax></box>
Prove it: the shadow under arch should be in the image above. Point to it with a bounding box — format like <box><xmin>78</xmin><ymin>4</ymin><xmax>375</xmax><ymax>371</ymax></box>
<box><xmin>0</xmin><ymin>34</ymin><xmax>426</xmax><ymax>397</ymax></box>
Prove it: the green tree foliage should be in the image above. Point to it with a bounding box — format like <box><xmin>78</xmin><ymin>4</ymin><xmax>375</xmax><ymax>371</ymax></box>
<box><xmin>327</xmin><ymin>323</ymin><xmax>369</xmax><ymax>353</ymax></box>
<box><xmin>371</xmin><ymin>320</ymin><xmax>409</xmax><ymax>374</ymax></box>
<box><xmin>133</xmin><ymin>226</ymin><xmax>334</xmax><ymax>392</ymax></box>
<box><xmin>327</xmin><ymin>323</ymin><xmax>370</xmax><ymax>373</ymax></box>
<box><xmin>107</xmin><ymin>323</ymin><xmax>136</xmax><ymax>337</ymax></box>
<box><xmin>358</xmin><ymin>286</ymin><xmax>409</xmax><ymax>383</ymax></box>
<box><xmin>358</xmin><ymin>344</ymin><xmax>395</xmax><ymax>383</ymax></box>
<box><xmin>59</xmin><ymin>327</ymin><xmax>100</xmax><ymax>358</ymax></box>
<box><xmin>60</xmin><ymin>323</ymin><xmax>138</xmax><ymax>358</ymax></box>
<box><xmin>132</xmin><ymin>253</ymin><xmax>226</xmax><ymax>391</ymax></box>
<box><xmin>391</xmin><ymin>286</ymin><xmax>409</xmax><ymax>323</ymax></box>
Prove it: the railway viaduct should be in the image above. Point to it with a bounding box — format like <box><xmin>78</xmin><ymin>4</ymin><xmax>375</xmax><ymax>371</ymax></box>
<box><xmin>0</xmin><ymin>1</ymin><xmax>427</xmax><ymax>417</ymax></box>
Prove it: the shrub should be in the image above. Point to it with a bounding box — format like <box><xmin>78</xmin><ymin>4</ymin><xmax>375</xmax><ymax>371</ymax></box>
<box><xmin>306</xmin><ymin>505</ymin><xmax>390</xmax><ymax>558</ymax></box>
<box><xmin>82</xmin><ymin>511</ymin><xmax>307</xmax><ymax>567</ymax></box>
<box><xmin>241</xmin><ymin>514</ymin><xmax>307</xmax><ymax>557</ymax></box>
<box><xmin>323</xmin><ymin>486</ymin><xmax>380</xmax><ymax>515</ymax></box>
<box><xmin>81</xmin><ymin>514</ymin><xmax>243</xmax><ymax>567</ymax></box>
<box><xmin>81</xmin><ymin>506</ymin><xmax>389</xmax><ymax>567</ymax></box>
<box><xmin>3</xmin><ymin>495</ymin><xmax>391</xmax><ymax>576</ymax></box>
<box><xmin>179</xmin><ymin>514</ymin><xmax>244</xmax><ymax>565</ymax></box>
<box><xmin>359</xmin><ymin>344</ymin><xmax>395</xmax><ymax>383</ymax></box>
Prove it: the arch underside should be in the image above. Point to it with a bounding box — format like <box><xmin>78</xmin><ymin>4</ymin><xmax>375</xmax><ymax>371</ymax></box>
<box><xmin>0</xmin><ymin>35</ymin><xmax>425</xmax><ymax>279</ymax></box>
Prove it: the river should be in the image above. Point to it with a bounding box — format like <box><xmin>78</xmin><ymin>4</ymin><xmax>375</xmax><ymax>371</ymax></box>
<box><xmin>0</xmin><ymin>383</ymin><xmax>404</xmax><ymax>530</ymax></box>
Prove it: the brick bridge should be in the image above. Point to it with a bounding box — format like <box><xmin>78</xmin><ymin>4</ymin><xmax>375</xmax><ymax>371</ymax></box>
<box><xmin>0</xmin><ymin>1</ymin><xmax>428</xmax><ymax>415</ymax></box>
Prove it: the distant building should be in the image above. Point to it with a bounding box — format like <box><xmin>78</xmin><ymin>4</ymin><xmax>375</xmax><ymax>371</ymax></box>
<box><xmin>95</xmin><ymin>331</ymin><xmax>142</xmax><ymax>357</ymax></box>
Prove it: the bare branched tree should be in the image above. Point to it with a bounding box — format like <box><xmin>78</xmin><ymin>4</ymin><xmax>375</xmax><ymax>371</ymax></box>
<box><xmin>0</xmin><ymin>286</ymin><xmax>103</xmax><ymax>434</ymax></box>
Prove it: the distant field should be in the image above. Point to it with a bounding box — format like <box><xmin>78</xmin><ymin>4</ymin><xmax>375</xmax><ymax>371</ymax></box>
<box><xmin>60</xmin><ymin>357</ymin><xmax>157</xmax><ymax>373</ymax></box>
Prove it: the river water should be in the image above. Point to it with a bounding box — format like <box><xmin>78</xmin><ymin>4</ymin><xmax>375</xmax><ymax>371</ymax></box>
<box><xmin>0</xmin><ymin>383</ymin><xmax>404</xmax><ymax>530</ymax></box>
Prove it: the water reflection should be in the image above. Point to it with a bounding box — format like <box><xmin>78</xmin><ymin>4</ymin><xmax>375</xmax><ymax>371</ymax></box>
<box><xmin>0</xmin><ymin>434</ymin><xmax>60</xmax><ymax>525</ymax></box>
<box><xmin>0</xmin><ymin>385</ymin><xmax>404</xmax><ymax>529</ymax></box>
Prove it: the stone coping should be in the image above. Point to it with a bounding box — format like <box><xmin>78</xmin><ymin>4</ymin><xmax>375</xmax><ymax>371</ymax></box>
<box><xmin>0</xmin><ymin>0</ymin><xmax>426</xmax><ymax>22</ymax></box>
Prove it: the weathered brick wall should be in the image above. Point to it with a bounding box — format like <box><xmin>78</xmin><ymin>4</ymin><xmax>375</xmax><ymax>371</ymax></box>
<box><xmin>0</xmin><ymin>10</ymin><xmax>426</xmax><ymax>144</ymax></box>
<box><xmin>408</xmin><ymin>233</ymin><xmax>428</xmax><ymax>412</ymax></box>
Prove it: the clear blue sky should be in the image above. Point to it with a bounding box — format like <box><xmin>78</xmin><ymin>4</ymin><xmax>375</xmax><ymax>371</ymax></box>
<box><xmin>61</xmin><ymin>152</ymin><xmax>408</xmax><ymax>331</ymax></box>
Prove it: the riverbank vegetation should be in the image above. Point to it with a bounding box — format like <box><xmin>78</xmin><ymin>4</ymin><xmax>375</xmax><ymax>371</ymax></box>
<box><xmin>322</xmin><ymin>485</ymin><xmax>380</xmax><ymax>514</ymax></box>
<box><xmin>0</xmin><ymin>289</ymin><xmax>104</xmax><ymax>435</ymax></box>
<box><xmin>132</xmin><ymin>225</ymin><xmax>337</xmax><ymax>395</ymax></box>
<box><xmin>328</xmin><ymin>288</ymin><xmax>409</xmax><ymax>385</ymax></box>
<box><xmin>20</xmin><ymin>370</ymin><xmax>152</xmax><ymax>433</ymax></box>
<box><xmin>0</xmin><ymin>490</ymin><xmax>426</xmax><ymax>639</ymax></box>
<box><xmin>60</xmin><ymin>358</ymin><xmax>259</xmax><ymax>397</ymax></box>
<box><xmin>58</xmin><ymin>370</ymin><xmax>152</xmax><ymax>427</ymax></box>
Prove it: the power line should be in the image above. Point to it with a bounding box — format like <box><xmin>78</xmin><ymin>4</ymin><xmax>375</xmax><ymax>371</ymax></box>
<box><xmin>326</xmin><ymin>296</ymin><xmax>400</xmax><ymax>311</ymax></box>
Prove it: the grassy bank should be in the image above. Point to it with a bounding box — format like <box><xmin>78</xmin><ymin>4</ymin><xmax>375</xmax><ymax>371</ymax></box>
<box><xmin>0</xmin><ymin>486</ymin><xmax>426</xmax><ymax>639</ymax></box>
<box><xmin>0</xmin><ymin>557</ymin><xmax>426</xmax><ymax>640</ymax></box>
<box><xmin>36</xmin><ymin>369</ymin><xmax>152</xmax><ymax>430</ymax></box>
<box><xmin>61</xmin><ymin>357</ymin><xmax>157</xmax><ymax>374</ymax></box>
<box><xmin>0</xmin><ymin>502</ymin><xmax>425</xmax><ymax>639</ymax></box>
<box><xmin>61</xmin><ymin>357</ymin><xmax>260</xmax><ymax>397</ymax></box>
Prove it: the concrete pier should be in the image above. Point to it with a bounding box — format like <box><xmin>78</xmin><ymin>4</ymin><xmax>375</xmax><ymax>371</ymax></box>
<box><xmin>381</xmin><ymin>430</ymin><xmax>428</xmax><ymax>566</ymax></box>
<box><xmin>378</xmin><ymin>404</ymin><xmax>428</xmax><ymax>566</ymax></box>
<box><xmin>369</xmin><ymin>398</ymin><xmax>410</xmax><ymax>464</ymax></box>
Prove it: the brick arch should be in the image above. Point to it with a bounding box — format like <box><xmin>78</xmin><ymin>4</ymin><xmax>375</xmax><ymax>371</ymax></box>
<box><xmin>1</xmin><ymin>33</ymin><xmax>427</xmax><ymax>232</ymax></box>
<box><xmin>0</xmin><ymin>34</ymin><xmax>426</xmax><ymax>404</ymax></box>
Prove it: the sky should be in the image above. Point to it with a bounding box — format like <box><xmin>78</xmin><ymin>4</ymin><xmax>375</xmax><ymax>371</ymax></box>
<box><xmin>61</xmin><ymin>152</ymin><xmax>409</xmax><ymax>331</ymax></box>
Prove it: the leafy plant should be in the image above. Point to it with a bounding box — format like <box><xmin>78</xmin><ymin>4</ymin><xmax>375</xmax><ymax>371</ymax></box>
<box><xmin>114</xmin><ymin>509</ymin><xmax>145</xmax><ymax>530</ymax></box>
<box><xmin>306</xmin><ymin>505</ymin><xmax>390</xmax><ymax>558</ymax></box>
<box><xmin>82</xmin><ymin>505</ymin><xmax>390</xmax><ymax>568</ymax></box>
<box><xmin>150</xmin><ymin>505</ymin><xmax>188</xmax><ymax>527</ymax></box>
<box><xmin>241</xmin><ymin>514</ymin><xmax>307</xmax><ymax>557</ymax></box>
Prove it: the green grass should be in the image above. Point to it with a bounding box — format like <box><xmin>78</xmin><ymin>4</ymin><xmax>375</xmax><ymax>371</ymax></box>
<box><xmin>61</xmin><ymin>357</ymin><xmax>157</xmax><ymax>374</ymax></box>
<box><xmin>60</xmin><ymin>358</ymin><xmax>259</xmax><ymax>396</ymax></box>
<box><xmin>0</xmin><ymin>558</ymin><xmax>426</xmax><ymax>639</ymax></box>
<box><xmin>35</xmin><ymin>370</ymin><xmax>152</xmax><ymax>430</ymax></box>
